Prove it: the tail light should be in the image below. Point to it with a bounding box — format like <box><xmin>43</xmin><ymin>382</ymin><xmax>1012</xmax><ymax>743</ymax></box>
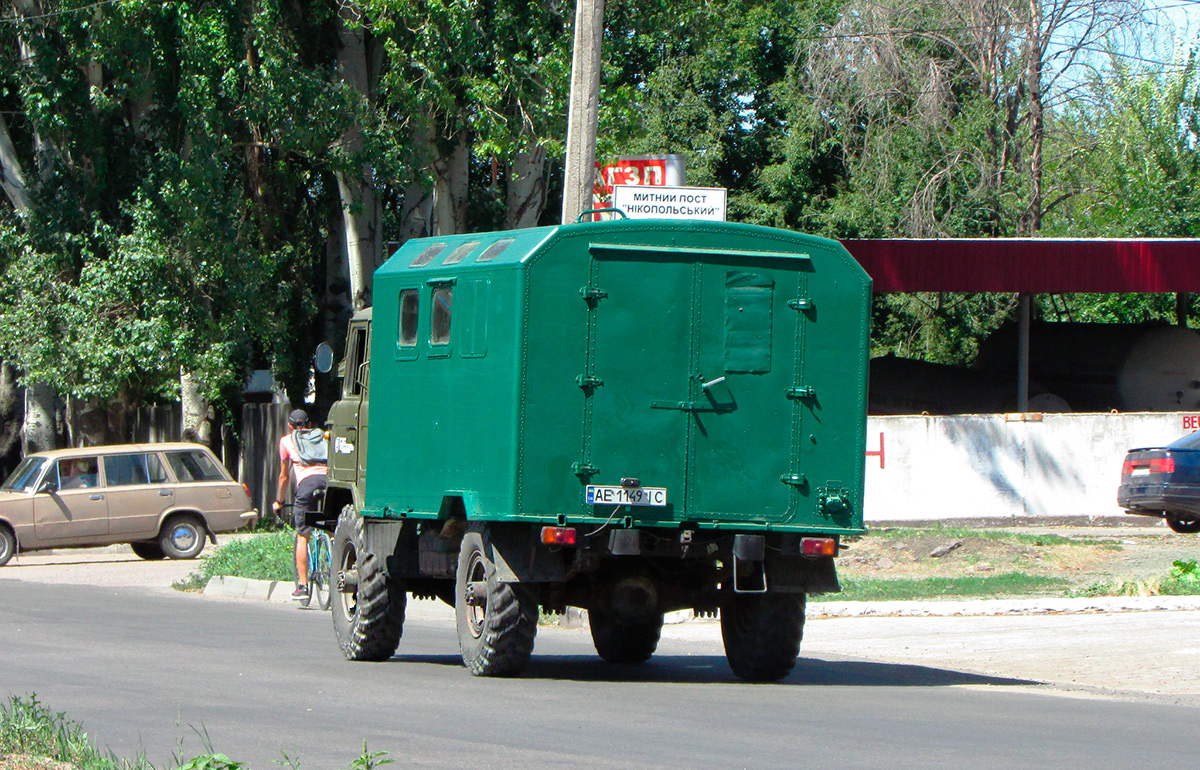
<box><xmin>801</xmin><ymin>537</ymin><xmax>837</xmax><ymax>556</ymax></box>
<box><xmin>242</xmin><ymin>483</ymin><xmax>251</xmax><ymax>497</ymax></box>
<box><xmin>1152</xmin><ymin>457</ymin><xmax>1176</xmax><ymax>474</ymax></box>
<box><xmin>541</xmin><ymin>526</ymin><xmax>577</xmax><ymax>545</ymax></box>
<box><xmin>1122</xmin><ymin>457</ymin><xmax>1175</xmax><ymax>476</ymax></box>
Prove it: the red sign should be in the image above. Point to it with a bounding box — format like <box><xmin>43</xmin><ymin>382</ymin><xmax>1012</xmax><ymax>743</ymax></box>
<box><xmin>595</xmin><ymin>158</ymin><xmax>670</xmax><ymax>197</ymax></box>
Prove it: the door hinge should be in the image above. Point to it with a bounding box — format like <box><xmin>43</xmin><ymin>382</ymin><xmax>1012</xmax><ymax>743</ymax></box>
<box><xmin>580</xmin><ymin>286</ymin><xmax>609</xmax><ymax>306</ymax></box>
<box><xmin>572</xmin><ymin>462</ymin><xmax>599</xmax><ymax>479</ymax></box>
<box><xmin>780</xmin><ymin>473</ymin><xmax>807</xmax><ymax>489</ymax></box>
<box><xmin>787</xmin><ymin>386</ymin><xmax>815</xmax><ymax>400</ymax></box>
<box><xmin>576</xmin><ymin>374</ymin><xmax>604</xmax><ymax>392</ymax></box>
<box><xmin>788</xmin><ymin>298</ymin><xmax>815</xmax><ymax>314</ymax></box>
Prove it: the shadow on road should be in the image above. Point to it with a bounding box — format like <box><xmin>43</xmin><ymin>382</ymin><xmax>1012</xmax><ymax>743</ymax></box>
<box><xmin>391</xmin><ymin>653</ymin><xmax>1037</xmax><ymax>688</ymax></box>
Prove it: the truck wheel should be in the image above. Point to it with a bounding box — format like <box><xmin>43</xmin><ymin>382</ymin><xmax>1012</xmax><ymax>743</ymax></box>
<box><xmin>455</xmin><ymin>528</ymin><xmax>538</xmax><ymax>676</ymax></box>
<box><xmin>720</xmin><ymin>594</ymin><xmax>805</xmax><ymax>682</ymax></box>
<box><xmin>589</xmin><ymin>606</ymin><xmax>664</xmax><ymax>664</ymax></box>
<box><xmin>332</xmin><ymin>505</ymin><xmax>406</xmax><ymax>661</ymax></box>
<box><xmin>1166</xmin><ymin>514</ymin><xmax>1200</xmax><ymax>533</ymax></box>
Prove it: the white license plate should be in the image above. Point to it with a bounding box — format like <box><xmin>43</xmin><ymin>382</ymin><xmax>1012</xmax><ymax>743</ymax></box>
<box><xmin>586</xmin><ymin>485</ymin><xmax>667</xmax><ymax>507</ymax></box>
<box><xmin>1131</xmin><ymin>468</ymin><xmax>1150</xmax><ymax>477</ymax></box>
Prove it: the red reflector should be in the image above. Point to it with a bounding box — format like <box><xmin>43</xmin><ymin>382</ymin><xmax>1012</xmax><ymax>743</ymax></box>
<box><xmin>801</xmin><ymin>537</ymin><xmax>836</xmax><ymax>556</ymax></box>
<box><xmin>541</xmin><ymin>526</ymin><xmax>577</xmax><ymax>545</ymax></box>
<box><xmin>1121</xmin><ymin>461</ymin><xmax>1135</xmax><ymax>476</ymax></box>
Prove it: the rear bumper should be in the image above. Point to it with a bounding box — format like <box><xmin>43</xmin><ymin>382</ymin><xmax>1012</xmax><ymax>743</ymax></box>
<box><xmin>1118</xmin><ymin>482</ymin><xmax>1200</xmax><ymax>517</ymax></box>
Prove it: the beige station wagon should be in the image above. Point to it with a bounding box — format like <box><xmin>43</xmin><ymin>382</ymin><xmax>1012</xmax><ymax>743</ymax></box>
<box><xmin>0</xmin><ymin>442</ymin><xmax>257</xmax><ymax>566</ymax></box>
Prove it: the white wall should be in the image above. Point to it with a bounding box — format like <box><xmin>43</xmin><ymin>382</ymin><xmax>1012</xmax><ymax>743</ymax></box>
<box><xmin>863</xmin><ymin>412</ymin><xmax>1194</xmax><ymax>524</ymax></box>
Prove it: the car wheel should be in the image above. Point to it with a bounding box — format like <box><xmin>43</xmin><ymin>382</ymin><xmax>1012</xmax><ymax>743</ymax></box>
<box><xmin>720</xmin><ymin>593</ymin><xmax>805</xmax><ymax>682</ymax></box>
<box><xmin>332</xmin><ymin>505</ymin><xmax>405</xmax><ymax>660</ymax></box>
<box><xmin>0</xmin><ymin>526</ymin><xmax>14</xmax><ymax>567</ymax></box>
<box><xmin>130</xmin><ymin>541</ymin><xmax>165</xmax><ymax>560</ymax></box>
<box><xmin>455</xmin><ymin>526</ymin><xmax>538</xmax><ymax>677</ymax></box>
<box><xmin>159</xmin><ymin>515</ymin><xmax>206</xmax><ymax>559</ymax></box>
<box><xmin>1166</xmin><ymin>514</ymin><xmax>1200</xmax><ymax>534</ymax></box>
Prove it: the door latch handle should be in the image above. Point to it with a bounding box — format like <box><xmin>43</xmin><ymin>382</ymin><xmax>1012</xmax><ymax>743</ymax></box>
<box><xmin>159</xmin><ymin>490</ymin><xmax>173</xmax><ymax>496</ymax></box>
<box><xmin>89</xmin><ymin>494</ymin><xmax>104</xmax><ymax>501</ymax></box>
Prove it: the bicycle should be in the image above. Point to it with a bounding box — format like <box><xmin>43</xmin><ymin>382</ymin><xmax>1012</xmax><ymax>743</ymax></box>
<box><xmin>277</xmin><ymin>502</ymin><xmax>332</xmax><ymax>611</ymax></box>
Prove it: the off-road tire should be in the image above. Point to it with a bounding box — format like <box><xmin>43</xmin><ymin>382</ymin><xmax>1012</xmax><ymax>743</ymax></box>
<box><xmin>720</xmin><ymin>593</ymin><xmax>805</xmax><ymax>682</ymax></box>
<box><xmin>455</xmin><ymin>528</ymin><xmax>538</xmax><ymax>676</ymax></box>
<box><xmin>159</xmin><ymin>515</ymin><xmax>206</xmax><ymax>559</ymax></box>
<box><xmin>0</xmin><ymin>526</ymin><xmax>14</xmax><ymax>567</ymax></box>
<box><xmin>589</xmin><ymin>606</ymin><xmax>664</xmax><ymax>664</ymax></box>
<box><xmin>130</xmin><ymin>541</ymin><xmax>165</xmax><ymax>560</ymax></box>
<box><xmin>332</xmin><ymin>505</ymin><xmax>405</xmax><ymax>661</ymax></box>
<box><xmin>1166</xmin><ymin>514</ymin><xmax>1200</xmax><ymax>534</ymax></box>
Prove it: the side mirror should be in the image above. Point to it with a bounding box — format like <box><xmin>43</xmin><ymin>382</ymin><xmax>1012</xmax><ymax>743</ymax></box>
<box><xmin>37</xmin><ymin>480</ymin><xmax>57</xmax><ymax>495</ymax></box>
<box><xmin>314</xmin><ymin>343</ymin><xmax>335</xmax><ymax>374</ymax></box>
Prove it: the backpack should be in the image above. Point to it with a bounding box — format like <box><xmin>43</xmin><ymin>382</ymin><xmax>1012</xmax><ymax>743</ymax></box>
<box><xmin>292</xmin><ymin>428</ymin><xmax>327</xmax><ymax>466</ymax></box>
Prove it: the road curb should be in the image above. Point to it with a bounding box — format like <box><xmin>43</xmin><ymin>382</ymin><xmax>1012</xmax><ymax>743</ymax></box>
<box><xmin>203</xmin><ymin>576</ymin><xmax>295</xmax><ymax>603</ymax></box>
<box><xmin>809</xmin><ymin>595</ymin><xmax>1200</xmax><ymax>618</ymax></box>
<box><xmin>200</xmin><ymin>576</ymin><xmax>1200</xmax><ymax>618</ymax></box>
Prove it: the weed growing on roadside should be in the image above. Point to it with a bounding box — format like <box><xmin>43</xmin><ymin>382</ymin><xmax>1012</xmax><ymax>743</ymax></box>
<box><xmin>1</xmin><ymin>695</ymin><xmax>395</xmax><ymax>770</ymax></box>
<box><xmin>1070</xmin><ymin>559</ymin><xmax>1200</xmax><ymax>597</ymax></box>
<box><xmin>812</xmin><ymin>572</ymin><xmax>1071</xmax><ymax>601</ymax></box>
<box><xmin>172</xmin><ymin>531</ymin><xmax>295</xmax><ymax>591</ymax></box>
<box><xmin>0</xmin><ymin>694</ymin><xmax>150</xmax><ymax>769</ymax></box>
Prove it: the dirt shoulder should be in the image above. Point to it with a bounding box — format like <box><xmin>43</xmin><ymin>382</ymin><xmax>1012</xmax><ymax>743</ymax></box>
<box><xmin>839</xmin><ymin>522</ymin><xmax>1200</xmax><ymax>593</ymax></box>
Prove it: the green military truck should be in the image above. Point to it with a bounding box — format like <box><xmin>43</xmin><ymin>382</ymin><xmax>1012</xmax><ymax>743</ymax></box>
<box><xmin>318</xmin><ymin>217</ymin><xmax>870</xmax><ymax>681</ymax></box>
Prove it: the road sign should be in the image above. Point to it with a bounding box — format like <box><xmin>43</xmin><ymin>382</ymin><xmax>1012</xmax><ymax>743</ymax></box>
<box><xmin>612</xmin><ymin>184</ymin><xmax>727</xmax><ymax>222</ymax></box>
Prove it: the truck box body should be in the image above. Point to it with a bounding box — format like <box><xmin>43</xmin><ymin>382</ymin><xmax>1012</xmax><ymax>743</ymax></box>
<box><xmin>359</xmin><ymin>219</ymin><xmax>869</xmax><ymax>534</ymax></box>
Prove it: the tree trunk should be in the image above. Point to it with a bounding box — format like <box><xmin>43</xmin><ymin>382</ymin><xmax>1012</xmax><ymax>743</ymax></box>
<box><xmin>180</xmin><ymin>370</ymin><xmax>212</xmax><ymax>446</ymax></box>
<box><xmin>0</xmin><ymin>363</ymin><xmax>21</xmax><ymax>464</ymax></box>
<box><xmin>23</xmin><ymin>382</ymin><xmax>57</xmax><ymax>454</ymax></box>
<box><xmin>431</xmin><ymin>134</ymin><xmax>470</xmax><ymax>235</ymax></box>
<box><xmin>0</xmin><ymin>116</ymin><xmax>31</xmax><ymax>214</ymax></box>
<box><xmin>335</xmin><ymin>1</ymin><xmax>383</xmax><ymax>310</ymax></box>
<box><xmin>506</xmin><ymin>145</ymin><xmax>548</xmax><ymax>229</ymax></box>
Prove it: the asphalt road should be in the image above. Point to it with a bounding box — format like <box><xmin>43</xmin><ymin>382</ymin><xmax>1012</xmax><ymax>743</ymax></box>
<box><xmin>2</xmin><ymin>579</ymin><xmax>1199</xmax><ymax>770</ymax></box>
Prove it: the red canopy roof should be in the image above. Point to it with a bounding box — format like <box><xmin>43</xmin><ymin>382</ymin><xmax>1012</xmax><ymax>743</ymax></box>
<box><xmin>840</xmin><ymin>239</ymin><xmax>1200</xmax><ymax>293</ymax></box>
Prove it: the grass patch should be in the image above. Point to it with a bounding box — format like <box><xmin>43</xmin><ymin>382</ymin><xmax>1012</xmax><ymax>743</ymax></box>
<box><xmin>0</xmin><ymin>695</ymin><xmax>394</xmax><ymax>770</ymax></box>
<box><xmin>860</xmin><ymin>526</ymin><xmax>1118</xmax><ymax>548</ymax></box>
<box><xmin>1071</xmin><ymin>558</ymin><xmax>1200</xmax><ymax>598</ymax></box>
<box><xmin>0</xmin><ymin>694</ymin><xmax>149</xmax><ymax>769</ymax></box>
<box><xmin>173</xmin><ymin>531</ymin><xmax>295</xmax><ymax>591</ymax></box>
<box><xmin>812</xmin><ymin>572</ymin><xmax>1073</xmax><ymax>602</ymax></box>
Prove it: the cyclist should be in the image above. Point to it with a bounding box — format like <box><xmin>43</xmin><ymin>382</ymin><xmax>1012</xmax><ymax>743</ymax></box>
<box><xmin>272</xmin><ymin>408</ymin><xmax>328</xmax><ymax>600</ymax></box>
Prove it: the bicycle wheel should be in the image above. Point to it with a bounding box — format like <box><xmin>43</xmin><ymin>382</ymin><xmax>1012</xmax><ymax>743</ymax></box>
<box><xmin>308</xmin><ymin>531</ymin><xmax>333</xmax><ymax>611</ymax></box>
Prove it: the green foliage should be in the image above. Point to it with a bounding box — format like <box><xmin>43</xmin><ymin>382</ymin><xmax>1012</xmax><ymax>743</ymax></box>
<box><xmin>176</xmin><ymin>531</ymin><xmax>296</xmax><ymax>590</ymax></box>
<box><xmin>1169</xmin><ymin>558</ymin><xmax>1199</xmax><ymax>583</ymax></box>
<box><xmin>0</xmin><ymin>693</ymin><xmax>151</xmax><ymax>770</ymax></box>
<box><xmin>817</xmin><ymin>573</ymin><xmax>1072</xmax><ymax>601</ymax></box>
<box><xmin>1</xmin><ymin>693</ymin><xmax>394</xmax><ymax>770</ymax></box>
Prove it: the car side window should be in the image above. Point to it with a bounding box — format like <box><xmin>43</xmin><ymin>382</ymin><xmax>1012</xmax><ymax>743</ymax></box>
<box><xmin>166</xmin><ymin>451</ymin><xmax>227</xmax><ymax>482</ymax></box>
<box><xmin>57</xmin><ymin>457</ymin><xmax>99</xmax><ymax>490</ymax></box>
<box><xmin>103</xmin><ymin>453</ymin><xmax>168</xmax><ymax>487</ymax></box>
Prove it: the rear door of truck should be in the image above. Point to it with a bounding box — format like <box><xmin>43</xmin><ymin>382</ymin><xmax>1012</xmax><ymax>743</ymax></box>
<box><xmin>584</xmin><ymin>243</ymin><xmax>807</xmax><ymax>526</ymax></box>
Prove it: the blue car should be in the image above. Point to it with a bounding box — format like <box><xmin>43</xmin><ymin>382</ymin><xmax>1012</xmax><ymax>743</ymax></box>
<box><xmin>1118</xmin><ymin>432</ymin><xmax>1200</xmax><ymax>533</ymax></box>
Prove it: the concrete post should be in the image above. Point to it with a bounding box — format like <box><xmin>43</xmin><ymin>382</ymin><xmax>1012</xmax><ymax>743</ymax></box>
<box><xmin>561</xmin><ymin>0</ymin><xmax>605</xmax><ymax>225</ymax></box>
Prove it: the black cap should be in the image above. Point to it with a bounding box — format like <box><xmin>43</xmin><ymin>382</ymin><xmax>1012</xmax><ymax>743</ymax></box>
<box><xmin>287</xmin><ymin>409</ymin><xmax>309</xmax><ymax>426</ymax></box>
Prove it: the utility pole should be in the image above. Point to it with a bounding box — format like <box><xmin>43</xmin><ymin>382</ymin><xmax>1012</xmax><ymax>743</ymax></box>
<box><xmin>561</xmin><ymin>0</ymin><xmax>605</xmax><ymax>224</ymax></box>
